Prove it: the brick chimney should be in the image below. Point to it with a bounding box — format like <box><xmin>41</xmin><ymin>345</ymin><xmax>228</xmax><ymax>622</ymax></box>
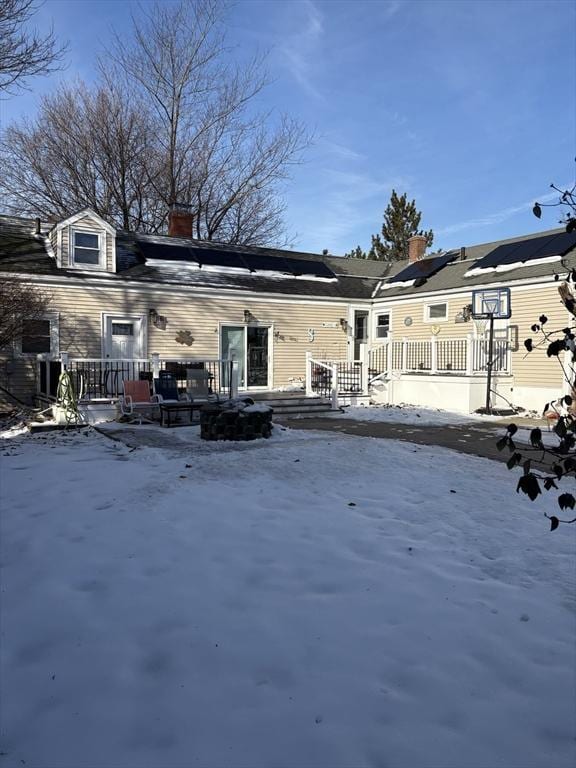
<box><xmin>408</xmin><ymin>234</ymin><xmax>427</xmax><ymax>263</ymax></box>
<box><xmin>168</xmin><ymin>204</ymin><xmax>194</xmax><ymax>238</ymax></box>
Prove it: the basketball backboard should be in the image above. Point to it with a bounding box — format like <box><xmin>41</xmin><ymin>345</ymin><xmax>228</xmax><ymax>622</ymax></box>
<box><xmin>471</xmin><ymin>287</ymin><xmax>511</xmax><ymax>319</ymax></box>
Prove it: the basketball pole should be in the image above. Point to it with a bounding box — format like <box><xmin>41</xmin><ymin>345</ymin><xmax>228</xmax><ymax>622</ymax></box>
<box><xmin>485</xmin><ymin>312</ymin><xmax>495</xmax><ymax>413</ymax></box>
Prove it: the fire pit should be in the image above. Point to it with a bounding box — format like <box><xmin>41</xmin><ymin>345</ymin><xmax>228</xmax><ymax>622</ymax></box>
<box><xmin>200</xmin><ymin>399</ymin><xmax>273</xmax><ymax>441</ymax></box>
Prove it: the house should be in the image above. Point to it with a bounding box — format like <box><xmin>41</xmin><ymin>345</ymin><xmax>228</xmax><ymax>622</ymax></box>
<box><xmin>368</xmin><ymin>230</ymin><xmax>576</xmax><ymax>413</ymax></box>
<box><xmin>1</xmin><ymin>206</ymin><xmax>575</xmax><ymax>418</ymax></box>
<box><xmin>0</xmin><ymin>207</ymin><xmax>385</xmax><ymax>418</ymax></box>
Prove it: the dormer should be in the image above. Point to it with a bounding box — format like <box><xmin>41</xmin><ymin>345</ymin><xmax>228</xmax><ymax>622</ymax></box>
<box><xmin>50</xmin><ymin>209</ymin><xmax>116</xmax><ymax>272</ymax></box>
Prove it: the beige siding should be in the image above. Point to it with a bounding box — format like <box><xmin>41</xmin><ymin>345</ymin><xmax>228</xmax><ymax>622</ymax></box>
<box><xmin>383</xmin><ymin>293</ymin><xmax>473</xmax><ymax>340</ymax></box>
<box><xmin>509</xmin><ymin>285</ymin><xmax>570</xmax><ymax>389</ymax></box>
<box><xmin>3</xmin><ymin>281</ymin><xmax>352</xmax><ymax>401</ymax></box>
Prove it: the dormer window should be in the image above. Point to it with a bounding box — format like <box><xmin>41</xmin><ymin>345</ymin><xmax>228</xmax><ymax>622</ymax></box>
<box><xmin>72</xmin><ymin>230</ymin><xmax>102</xmax><ymax>267</ymax></box>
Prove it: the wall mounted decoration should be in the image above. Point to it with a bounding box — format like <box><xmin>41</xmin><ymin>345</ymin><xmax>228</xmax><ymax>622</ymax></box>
<box><xmin>175</xmin><ymin>330</ymin><xmax>194</xmax><ymax>346</ymax></box>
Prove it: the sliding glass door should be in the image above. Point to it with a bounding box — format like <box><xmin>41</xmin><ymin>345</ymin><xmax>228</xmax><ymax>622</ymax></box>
<box><xmin>221</xmin><ymin>325</ymin><xmax>270</xmax><ymax>389</ymax></box>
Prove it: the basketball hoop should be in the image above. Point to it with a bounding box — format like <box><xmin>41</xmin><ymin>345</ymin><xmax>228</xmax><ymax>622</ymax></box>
<box><xmin>471</xmin><ymin>288</ymin><xmax>512</xmax><ymax>415</ymax></box>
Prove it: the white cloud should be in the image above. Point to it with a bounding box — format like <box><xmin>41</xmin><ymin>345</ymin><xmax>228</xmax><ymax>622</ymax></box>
<box><xmin>278</xmin><ymin>0</ymin><xmax>325</xmax><ymax>100</ymax></box>
<box><xmin>290</xmin><ymin>168</ymin><xmax>412</xmax><ymax>253</ymax></box>
<box><xmin>437</xmin><ymin>189</ymin><xmax>562</xmax><ymax>238</ymax></box>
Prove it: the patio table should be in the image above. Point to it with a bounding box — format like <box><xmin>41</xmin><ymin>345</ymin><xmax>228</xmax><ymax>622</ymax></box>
<box><xmin>159</xmin><ymin>401</ymin><xmax>203</xmax><ymax>428</ymax></box>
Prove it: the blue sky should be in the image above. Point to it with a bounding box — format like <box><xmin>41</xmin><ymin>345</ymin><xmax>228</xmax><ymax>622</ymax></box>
<box><xmin>1</xmin><ymin>0</ymin><xmax>575</xmax><ymax>255</ymax></box>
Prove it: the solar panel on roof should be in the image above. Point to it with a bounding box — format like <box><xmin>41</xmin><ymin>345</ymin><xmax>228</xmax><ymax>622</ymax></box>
<box><xmin>189</xmin><ymin>247</ymin><xmax>248</xmax><ymax>270</ymax></box>
<box><xmin>282</xmin><ymin>257</ymin><xmax>336</xmax><ymax>279</ymax></box>
<box><xmin>138</xmin><ymin>241</ymin><xmax>200</xmax><ymax>264</ymax></box>
<box><xmin>388</xmin><ymin>252</ymin><xmax>458</xmax><ymax>284</ymax></box>
<box><xmin>471</xmin><ymin>231</ymin><xmax>576</xmax><ymax>270</ymax></box>
<box><xmin>242</xmin><ymin>253</ymin><xmax>287</xmax><ymax>272</ymax></box>
<box><xmin>137</xmin><ymin>239</ymin><xmax>336</xmax><ymax>278</ymax></box>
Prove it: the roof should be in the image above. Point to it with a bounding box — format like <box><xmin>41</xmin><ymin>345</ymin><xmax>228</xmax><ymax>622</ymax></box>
<box><xmin>374</xmin><ymin>228</ymin><xmax>576</xmax><ymax>299</ymax></box>
<box><xmin>0</xmin><ymin>215</ymin><xmax>388</xmax><ymax>300</ymax></box>
<box><xmin>2</xmin><ymin>215</ymin><xmax>575</xmax><ymax>302</ymax></box>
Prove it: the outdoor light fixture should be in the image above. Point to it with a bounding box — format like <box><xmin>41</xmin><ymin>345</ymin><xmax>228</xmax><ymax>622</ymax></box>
<box><xmin>339</xmin><ymin>318</ymin><xmax>349</xmax><ymax>332</ymax></box>
<box><xmin>244</xmin><ymin>310</ymin><xmax>255</xmax><ymax>323</ymax></box>
<box><xmin>149</xmin><ymin>308</ymin><xmax>167</xmax><ymax>330</ymax></box>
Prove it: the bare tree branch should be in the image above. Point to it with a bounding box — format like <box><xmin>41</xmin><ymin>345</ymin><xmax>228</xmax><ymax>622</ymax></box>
<box><xmin>0</xmin><ymin>276</ymin><xmax>50</xmax><ymax>349</ymax></box>
<box><xmin>0</xmin><ymin>0</ymin><xmax>67</xmax><ymax>93</ymax></box>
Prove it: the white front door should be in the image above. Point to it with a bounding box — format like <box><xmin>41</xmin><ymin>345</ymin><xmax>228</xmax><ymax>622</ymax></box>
<box><xmin>105</xmin><ymin>316</ymin><xmax>144</xmax><ymax>359</ymax></box>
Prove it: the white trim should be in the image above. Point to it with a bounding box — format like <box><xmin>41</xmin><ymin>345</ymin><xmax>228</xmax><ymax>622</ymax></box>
<box><xmin>424</xmin><ymin>301</ymin><xmax>449</xmax><ymax>323</ymax></box>
<box><xmin>347</xmin><ymin>305</ymin><xmax>370</xmax><ymax>362</ymax></box>
<box><xmin>101</xmin><ymin>313</ymin><xmax>147</xmax><ymax>359</ymax></box>
<box><xmin>15</xmin><ymin>312</ymin><xmax>59</xmax><ymax>358</ymax></box>
<box><xmin>70</xmin><ymin>228</ymin><xmax>106</xmax><ymax>271</ymax></box>
<box><xmin>218</xmin><ymin>322</ymin><xmax>274</xmax><ymax>390</ymax></box>
<box><xmin>55</xmin><ymin>208</ymin><xmax>115</xmax><ymax>236</ymax></box>
<box><xmin>56</xmin><ymin>229</ymin><xmax>63</xmax><ymax>268</ymax></box>
<box><xmin>374</xmin><ymin>310</ymin><xmax>391</xmax><ymax>341</ymax></box>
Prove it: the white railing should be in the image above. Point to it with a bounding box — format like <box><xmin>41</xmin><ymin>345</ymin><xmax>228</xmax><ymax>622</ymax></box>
<box><xmin>367</xmin><ymin>336</ymin><xmax>510</xmax><ymax>378</ymax></box>
<box><xmin>306</xmin><ymin>349</ymin><xmax>369</xmax><ymax>408</ymax></box>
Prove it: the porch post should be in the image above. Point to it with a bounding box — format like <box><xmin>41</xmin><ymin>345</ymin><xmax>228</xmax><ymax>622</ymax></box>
<box><xmin>231</xmin><ymin>360</ymin><xmax>239</xmax><ymax>399</ymax></box>
<box><xmin>305</xmin><ymin>351</ymin><xmax>313</xmax><ymax>396</ymax></box>
<box><xmin>430</xmin><ymin>335</ymin><xmax>437</xmax><ymax>375</ymax></box>
<box><xmin>59</xmin><ymin>351</ymin><xmax>69</xmax><ymax>369</ymax></box>
<box><xmin>151</xmin><ymin>352</ymin><xmax>160</xmax><ymax>379</ymax></box>
<box><xmin>466</xmin><ymin>334</ymin><xmax>474</xmax><ymax>376</ymax></box>
<box><xmin>331</xmin><ymin>363</ymin><xmax>339</xmax><ymax>410</ymax></box>
<box><xmin>402</xmin><ymin>337</ymin><xmax>408</xmax><ymax>372</ymax></box>
<box><xmin>385</xmin><ymin>341</ymin><xmax>391</xmax><ymax>374</ymax></box>
<box><xmin>359</xmin><ymin>342</ymin><xmax>369</xmax><ymax>395</ymax></box>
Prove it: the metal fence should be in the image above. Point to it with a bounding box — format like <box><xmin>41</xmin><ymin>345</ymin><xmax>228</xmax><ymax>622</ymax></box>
<box><xmin>38</xmin><ymin>356</ymin><xmax>234</xmax><ymax>401</ymax></box>
<box><xmin>310</xmin><ymin>362</ymin><xmax>333</xmax><ymax>398</ymax></box>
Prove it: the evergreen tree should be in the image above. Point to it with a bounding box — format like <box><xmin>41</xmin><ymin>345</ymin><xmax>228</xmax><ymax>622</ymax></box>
<box><xmin>349</xmin><ymin>190</ymin><xmax>433</xmax><ymax>261</ymax></box>
<box><xmin>344</xmin><ymin>245</ymin><xmax>366</xmax><ymax>259</ymax></box>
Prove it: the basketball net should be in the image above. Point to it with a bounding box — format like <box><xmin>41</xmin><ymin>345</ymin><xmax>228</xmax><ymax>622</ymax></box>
<box><xmin>473</xmin><ymin>317</ymin><xmax>489</xmax><ymax>336</ymax></box>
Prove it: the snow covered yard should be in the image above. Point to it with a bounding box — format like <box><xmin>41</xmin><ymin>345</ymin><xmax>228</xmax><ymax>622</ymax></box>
<box><xmin>335</xmin><ymin>404</ymin><xmax>495</xmax><ymax>426</ymax></box>
<box><xmin>1</xmin><ymin>425</ymin><xmax>575</xmax><ymax>768</ymax></box>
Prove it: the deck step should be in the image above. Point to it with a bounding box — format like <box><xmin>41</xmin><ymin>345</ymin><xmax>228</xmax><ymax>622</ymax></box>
<box><xmin>250</xmin><ymin>394</ymin><xmax>334</xmax><ymax>417</ymax></box>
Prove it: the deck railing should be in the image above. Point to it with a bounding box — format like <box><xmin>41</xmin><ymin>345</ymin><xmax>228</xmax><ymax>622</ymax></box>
<box><xmin>367</xmin><ymin>336</ymin><xmax>510</xmax><ymax>377</ymax></box>
<box><xmin>38</xmin><ymin>354</ymin><xmax>237</xmax><ymax>402</ymax></box>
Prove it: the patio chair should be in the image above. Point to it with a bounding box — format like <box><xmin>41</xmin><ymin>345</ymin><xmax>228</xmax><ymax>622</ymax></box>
<box><xmin>153</xmin><ymin>373</ymin><xmax>190</xmax><ymax>404</ymax></box>
<box><xmin>118</xmin><ymin>379</ymin><xmax>160</xmax><ymax>424</ymax></box>
<box><xmin>186</xmin><ymin>368</ymin><xmax>217</xmax><ymax>403</ymax></box>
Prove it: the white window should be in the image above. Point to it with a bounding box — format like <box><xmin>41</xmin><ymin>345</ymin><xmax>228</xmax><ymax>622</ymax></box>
<box><xmin>18</xmin><ymin>314</ymin><xmax>59</xmax><ymax>356</ymax></box>
<box><xmin>425</xmin><ymin>302</ymin><xmax>448</xmax><ymax>322</ymax></box>
<box><xmin>72</xmin><ymin>230</ymin><xmax>102</xmax><ymax>267</ymax></box>
<box><xmin>376</xmin><ymin>313</ymin><xmax>390</xmax><ymax>338</ymax></box>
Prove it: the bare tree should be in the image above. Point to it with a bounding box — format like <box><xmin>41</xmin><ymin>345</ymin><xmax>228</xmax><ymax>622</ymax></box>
<box><xmin>0</xmin><ymin>0</ymin><xmax>310</xmax><ymax>245</ymax></box>
<box><xmin>0</xmin><ymin>0</ymin><xmax>66</xmax><ymax>93</ymax></box>
<box><xmin>103</xmin><ymin>0</ymin><xmax>310</xmax><ymax>243</ymax></box>
<box><xmin>1</xmin><ymin>81</ymin><xmax>159</xmax><ymax>230</ymax></box>
<box><xmin>0</xmin><ymin>277</ymin><xmax>50</xmax><ymax>350</ymax></box>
